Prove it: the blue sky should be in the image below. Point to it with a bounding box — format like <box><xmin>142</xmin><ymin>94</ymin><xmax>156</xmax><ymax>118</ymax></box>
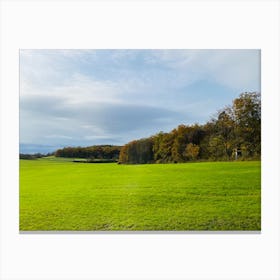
<box><xmin>20</xmin><ymin>49</ymin><xmax>260</xmax><ymax>153</ymax></box>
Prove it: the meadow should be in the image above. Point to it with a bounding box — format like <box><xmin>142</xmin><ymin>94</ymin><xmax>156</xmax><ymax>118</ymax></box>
<box><xmin>19</xmin><ymin>158</ymin><xmax>261</xmax><ymax>231</ymax></box>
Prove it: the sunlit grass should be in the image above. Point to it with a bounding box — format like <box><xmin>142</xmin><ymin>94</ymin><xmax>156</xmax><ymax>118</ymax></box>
<box><xmin>20</xmin><ymin>159</ymin><xmax>261</xmax><ymax>231</ymax></box>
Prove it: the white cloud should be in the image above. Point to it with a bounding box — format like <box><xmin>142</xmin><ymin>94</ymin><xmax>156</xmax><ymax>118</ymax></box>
<box><xmin>148</xmin><ymin>49</ymin><xmax>260</xmax><ymax>91</ymax></box>
<box><xmin>21</xmin><ymin>73</ymin><xmax>123</xmax><ymax>107</ymax></box>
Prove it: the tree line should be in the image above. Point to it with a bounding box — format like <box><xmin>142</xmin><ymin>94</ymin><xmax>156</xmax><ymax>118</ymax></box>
<box><xmin>55</xmin><ymin>145</ymin><xmax>122</xmax><ymax>160</ymax></box>
<box><xmin>119</xmin><ymin>92</ymin><xmax>261</xmax><ymax>164</ymax></box>
<box><xmin>20</xmin><ymin>152</ymin><xmax>54</xmax><ymax>160</ymax></box>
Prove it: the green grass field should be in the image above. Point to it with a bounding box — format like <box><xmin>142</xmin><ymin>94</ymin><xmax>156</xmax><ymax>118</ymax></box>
<box><xmin>19</xmin><ymin>159</ymin><xmax>261</xmax><ymax>231</ymax></box>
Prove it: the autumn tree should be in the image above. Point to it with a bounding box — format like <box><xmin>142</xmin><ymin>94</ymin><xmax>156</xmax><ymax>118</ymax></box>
<box><xmin>232</xmin><ymin>92</ymin><xmax>261</xmax><ymax>158</ymax></box>
<box><xmin>119</xmin><ymin>138</ymin><xmax>154</xmax><ymax>164</ymax></box>
<box><xmin>212</xmin><ymin>107</ymin><xmax>235</xmax><ymax>159</ymax></box>
<box><xmin>185</xmin><ymin>143</ymin><xmax>200</xmax><ymax>161</ymax></box>
<box><xmin>153</xmin><ymin>132</ymin><xmax>175</xmax><ymax>163</ymax></box>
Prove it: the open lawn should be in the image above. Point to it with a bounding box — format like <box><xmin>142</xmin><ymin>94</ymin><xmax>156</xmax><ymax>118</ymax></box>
<box><xmin>20</xmin><ymin>159</ymin><xmax>261</xmax><ymax>231</ymax></box>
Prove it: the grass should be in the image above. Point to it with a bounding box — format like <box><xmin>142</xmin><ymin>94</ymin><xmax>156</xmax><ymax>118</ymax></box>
<box><xmin>19</xmin><ymin>159</ymin><xmax>261</xmax><ymax>231</ymax></box>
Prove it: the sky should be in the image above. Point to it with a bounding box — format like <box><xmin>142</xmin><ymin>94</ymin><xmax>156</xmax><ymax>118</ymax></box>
<box><xmin>20</xmin><ymin>49</ymin><xmax>260</xmax><ymax>154</ymax></box>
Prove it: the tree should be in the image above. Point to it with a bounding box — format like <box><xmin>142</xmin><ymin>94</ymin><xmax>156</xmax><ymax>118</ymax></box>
<box><xmin>171</xmin><ymin>126</ymin><xmax>188</xmax><ymax>162</ymax></box>
<box><xmin>153</xmin><ymin>132</ymin><xmax>175</xmax><ymax>163</ymax></box>
<box><xmin>214</xmin><ymin>107</ymin><xmax>235</xmax><ymax>159</ymax></box>
<box><xmin>232</xmin><ymin>92</ymin><xmax>261</xmax><ymax>158</ymax></box>
<box><xmin>119</xmin><ymin>138</ymin><xmax>154</xmax><ymax>164</ymax></box>
<box><xmin>185</xmin><ymin>143</ymin><xmax>200</xmax><ymax>161</ymax></box>
<box><xmin>119</xmin><ymin>145</ymin><xmax>129</xmax><ymax>163</ymax></box>
<box><xmin>208</xmin><ymin>135</ymin><xmax>225</xmax><ymax>160</ymax></box>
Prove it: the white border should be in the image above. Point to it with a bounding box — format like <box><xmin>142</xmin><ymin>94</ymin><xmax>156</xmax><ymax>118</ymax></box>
<box><xmin>1</xmin><ymin>1</ymin><xmax>279</xmax><ymax>280</ymax></box>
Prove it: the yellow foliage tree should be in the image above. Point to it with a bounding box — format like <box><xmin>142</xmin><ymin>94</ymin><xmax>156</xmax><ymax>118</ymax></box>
<box><xmin>185</xmin><ymin>143</ymin><xmax>200</xmax><ymax>161</ymax></box>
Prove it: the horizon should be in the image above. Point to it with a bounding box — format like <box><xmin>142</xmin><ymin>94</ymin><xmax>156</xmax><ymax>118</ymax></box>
<box><xmin>20</xmin><ymin>49</ymin><xmax>261</xmax><ymax>154</ymax></box>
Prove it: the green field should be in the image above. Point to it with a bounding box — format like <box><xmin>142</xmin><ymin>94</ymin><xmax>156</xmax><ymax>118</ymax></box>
<box><xmin>20</xmin><ymin>159</ymin><xmax>261</xmax><ymax>231</ymax></box>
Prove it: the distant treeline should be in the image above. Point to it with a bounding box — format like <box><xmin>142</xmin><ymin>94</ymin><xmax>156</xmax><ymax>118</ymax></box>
<box><xmin>119</xmin><ymin>92</ymin><xmax>261</xmax><ymax>164</ymax></box>
<box><xmin>20</xmin><ymin>153</ymin><xmax>53</xmax><ymax>160</ymax></box>
<box><xmin>55</xmin><ymin>145</ymin><xmax>122</xmax><ymax>159</ymax></box>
